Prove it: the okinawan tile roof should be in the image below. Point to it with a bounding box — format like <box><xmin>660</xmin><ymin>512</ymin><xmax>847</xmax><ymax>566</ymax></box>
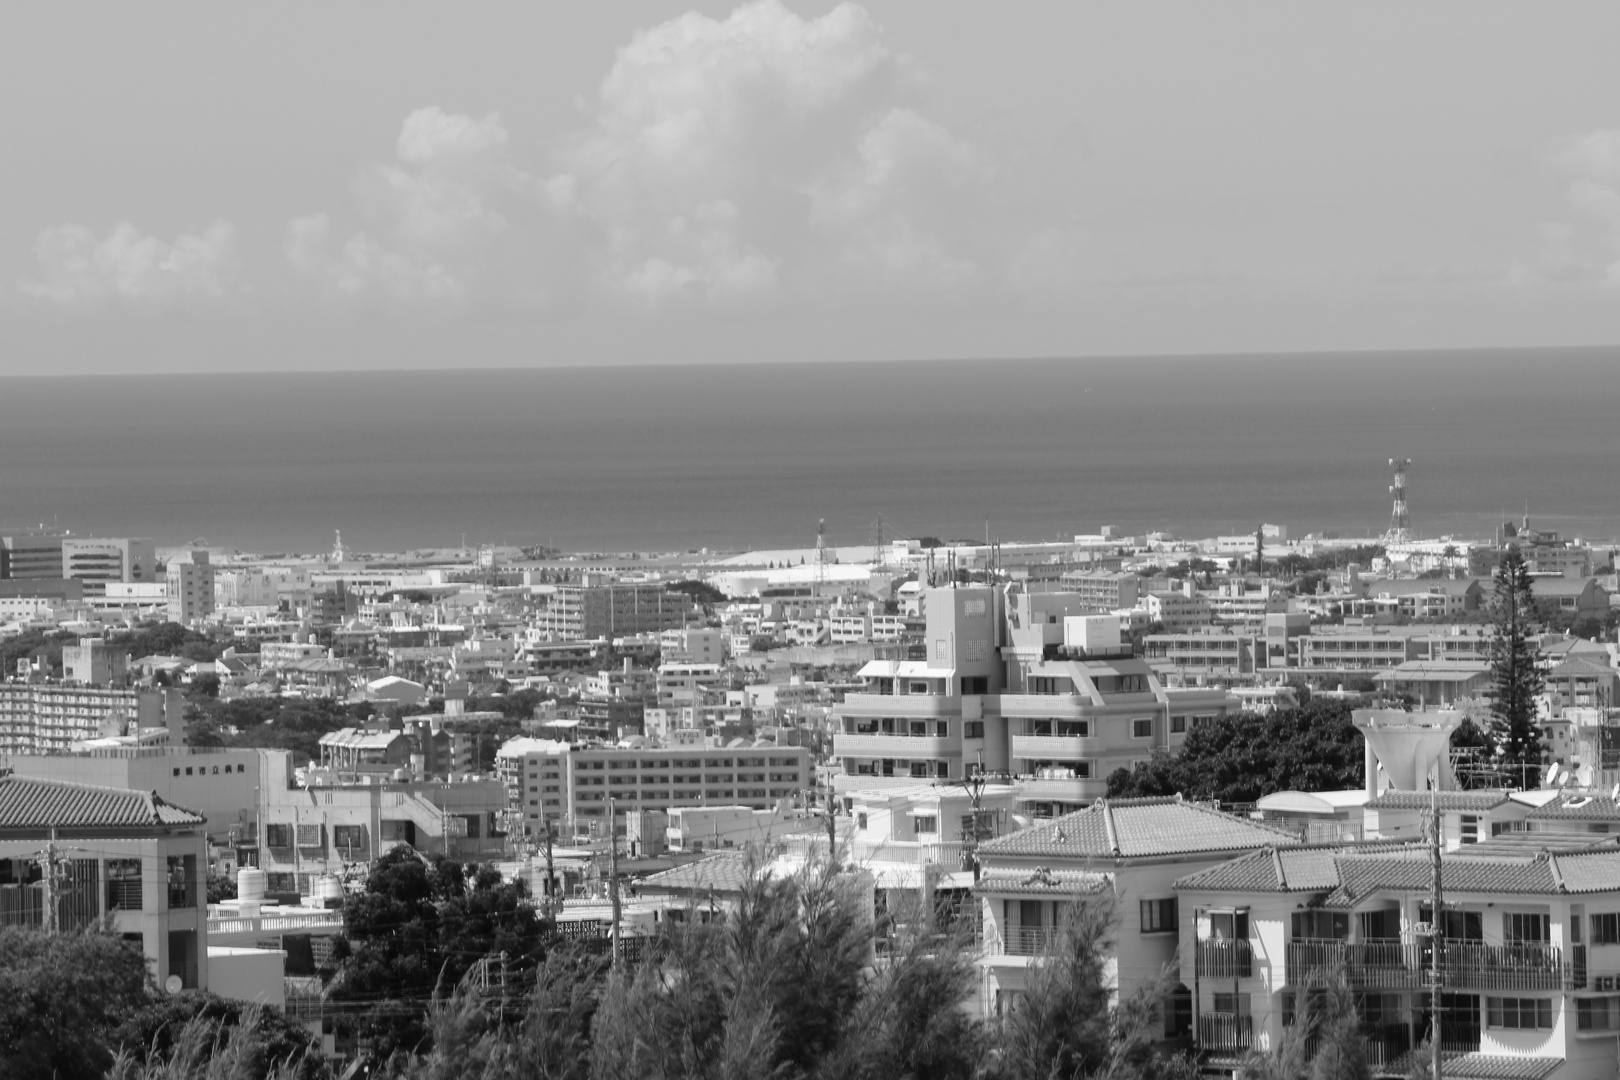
<box><xmin>1549</xmin><ymin>849</ymin><xmax>1620</xmax><ymax>893</ymax></box>
<box><xmin>0</xmin><ymin>774</ymin><xmax>205</xmax><ymax>830</ymax></box>
<box><xmin>636</xmin><ymin>852</ymin><xmax>753</xmax><ymax>895</ymax></box>
<box><xmin>1174</xmin><ymin>842</ymin><xmax>1416</xmax><ymax>894</ymax></box>
<box><xmin>1526</xmin><ymin>792</ymin><xmax>1620</xmax><ymax>821</ymax></box>
<box><xmin>1382</xmin><ymin>1051</ymin><xmax>1562</xmax><ymax>1080</ymax></box>
<box><xmin>975</xmin><ymin>868</ymin><xmax>1112</xmax><ymax>896</ymax></box>
<box><xmin>1365</xmin><ymin>790</ymin><xmax>1512</xmax><ymax>812</ymax></box>
<box><xmin>1548</xmin><ymin>655</ymin><xmax>1616</xmax><ymax>677</ymax></box>
<box><xmin>977</xmin><ymin>796</ymin><xmax>1297</xmax><ymax>861</ymax></box>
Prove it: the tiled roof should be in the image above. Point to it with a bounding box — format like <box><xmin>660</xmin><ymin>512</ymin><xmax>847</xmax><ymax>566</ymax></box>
<box><xmin>976</xmin><ymin>868</ymin><xmax>1112</xmax><ymax>896</ymax></box>
<box><xmin>1527</xmin><ymin>792</ymin><xmax>1620</xmax><ymax>821</ymax></box>
<box><xmin>1548</xmin><ymin>656</ymin><xmax>1615</xmax><ymax>677</ymax></box>
<box><xmin>978</xmin><ymin>796</ymin><xmax>1297</xmax><ymax>861</ymax></box>
<box><xmin>0</xmin><ymin>774</ymin><xmax>205</xmax><ymax>830</ymax></box>
<box><xmin>1549</xmin><ymin>849</ymin><xmax>1620</xmax><ymax>894</ymax></box>
<box><xmin>637</xmin><ymin>852</ymin><xmax>753</xmax><ymax>895</ymax></box>
<box><xmin>1174</xmin><ymin>842</ymin><xmax>1415</xmax><ymax>894</ymax></box>
<box><xmin>1365</xmin><ymin>790</ymin><xmax>1512</xmax><ymax>812</ymax></box>
<box><xmin>1381</xmin><ymin>1052</ymin><xmax>1562</xmax><ymax>1080</ymax></box>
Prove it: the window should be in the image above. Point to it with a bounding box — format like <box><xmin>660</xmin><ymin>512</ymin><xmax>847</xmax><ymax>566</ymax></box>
<box><xmin>1461</xmin><ymin>814</ymin><xmax>1479</xmax><ymax>845</ymax></box>
<box><xmin>1212</xmin><ymin>992</ymin><xmax>1250</xmax><ymax>1016</ymax></box>
<box><xmin>1170</xmin><ymin>716</ymin><xmax>1186</xmax><ymax>734</ymax></box>
<box><xmin>961</xmin><ymin>676</ymin><xmax>988</xmax><ymax>695</ymax></box>
<box><xmin>1132</xmin><ymin>719</ymin><xmax>1153</xmax><ymax>739</ymax></box>
<box><xmin>1505</xmin><ymin>912</ymin><xmax>1550</xmax><ymax>944</ymax></box>
<box><xmin>1577</xmin><ymin>996</ymin><xmax>1620</xmax><ymax>1031</ymax></box>
<box><xmin>1140</xmin><ymin>897</ymin><xmax>1177</xmax><ymax>933</ymax></box>
<box><xmin>914</xmin><ymin>815</ymin><xmax>937</xmax><ymax>835</ymax></box>
<box><xmin>265</xmin><ymin>823</ymin><xmax>293</xmax><ymax>848</ymax></box>
<box><xmin>856</xmin><ymin>813</ymin><xmax>868</xmax><ymax>830</ymax></box>
<box><xmin>1594</xmin><ymin>913</ymin><xmax>1620</xmax><ymax>945</ymax></box>
<box><xmin>1293</xmin><ymin>911</ymin><xmax>1349</xmax><ymax>940</ymax></box>
<box><xmin>1486</xmin><ymin>997</ymin><xmax>1552</xmax><ymax>1030</ymax></box>
<box><xmin>935</xmin><ymin>720</ymin><xmax>949</xmax><ymax>737</ymax></box>
<box><xmin>964</xmin><ymin>721</ymin><xmax>985</xmax><ymax>739</ymax></box>
<box><xmin>1207</xmin><ymin>910</ymin><xmax>1249</xmax><ymax>939</ymax></box>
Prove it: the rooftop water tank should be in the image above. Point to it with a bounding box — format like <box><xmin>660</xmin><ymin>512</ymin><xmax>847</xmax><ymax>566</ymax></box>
<box><xmin>237</xmin><ymin>867</ymin><xmax>267</xmax><ymax>917</ymax></box>
<box><xmin>1353</xmin><ymin>708</ymin><xmax>1461</xmax><ymax>795</ymax></box>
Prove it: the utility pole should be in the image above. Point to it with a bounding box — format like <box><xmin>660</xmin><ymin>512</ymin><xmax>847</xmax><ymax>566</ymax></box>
<box><xmin>541</xmin><ymin>817</ymin><xmax>559</xmax><ymax>919</ymax></box>
<box><xmin>37</xmin><ymin>826</ymin><xmax>60</xmax><ymax>935</ymax></box>
<box><xmin>1428</xmin><ymin>781</ymin><xmax>1444</xmax><ymax>1080</ymax></box>
<box><xmin>608</xmin><ymin>797</ymin><xmax>622</xmax><ymax>968</ymax></box>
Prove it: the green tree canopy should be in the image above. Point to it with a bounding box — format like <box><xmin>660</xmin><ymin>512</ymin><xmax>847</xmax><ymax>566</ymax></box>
<box><xmin>1488</xmin><ymin>549</ymin><xmax>1545</xmax><ymax>783</ymax></box>
<box><xmin>1106</xmin><ymin>700</ymin><xmax>1366</xmax><ymax>804</ymax></box>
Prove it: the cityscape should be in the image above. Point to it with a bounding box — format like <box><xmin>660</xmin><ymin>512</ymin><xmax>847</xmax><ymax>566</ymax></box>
<box><xmin>3</xmin><ymin>462</ymin><xmax>1620</xmax><ymax>1078</ymax></box>
<box><xmin>7</xmin><ymin>2</ymin><xmax>1620</xmax><ymax>1080</ymax></box>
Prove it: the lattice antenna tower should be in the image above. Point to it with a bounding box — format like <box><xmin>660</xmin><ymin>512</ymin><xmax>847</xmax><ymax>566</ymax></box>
<box><xmin>816</xmin><ymin>518</ymin><xmax>828</xmax><ymax>595</ymax></box>
<box><xmin>1386</xmin><ymin>458</ymin><xmax>1412</xmax><ymax>543</ymax></box>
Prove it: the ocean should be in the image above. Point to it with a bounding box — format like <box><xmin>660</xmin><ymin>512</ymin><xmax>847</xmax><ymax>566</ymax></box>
<box><xmin>1</xmin><ymin>349</ymin><xmax>1617</xmax><ymax>555</ymax></box>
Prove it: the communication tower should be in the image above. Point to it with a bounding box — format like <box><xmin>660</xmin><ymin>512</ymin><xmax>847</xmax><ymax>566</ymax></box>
<box><xmin>1385</xmin><ymin>458</ymin><xmax>1412</xmax><ymax>543</ymax></box>
<box><xmin>816</xmin><ymin>518</ymin><xmax>828</xmax><ymax>595</ymax></box>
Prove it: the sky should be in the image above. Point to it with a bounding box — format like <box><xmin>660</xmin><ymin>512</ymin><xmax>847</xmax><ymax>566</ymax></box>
<box><xmin>3</xmin><ymin>1</ymin><xmax>1620</xmax><ymax>375</ymax></box>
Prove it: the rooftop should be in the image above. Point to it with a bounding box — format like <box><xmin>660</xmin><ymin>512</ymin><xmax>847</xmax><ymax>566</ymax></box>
<box><xmin>978</xmin><ymin>796</ymin><xmax>1297</xmax><ymax>861</ymax></box>
<box><xmin>0</xmin><ymin>774</ymin><xmax>206</xmax><ymax>830</ymax></box>
<box><xmin>1364</xmin><ymin>789</ymin><xmax>1513</xmax><ymax>812</ymax></box>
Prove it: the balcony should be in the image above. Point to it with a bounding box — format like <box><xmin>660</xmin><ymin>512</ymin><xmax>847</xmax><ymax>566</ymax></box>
<box><xmin>1002</xmin><ymin>926</ymin><xmax>1062</xmax><ymax>956</ymax></box>
<box><xmin>1198</xmin><ymin>1013</ymin><xmax>1254</xmax><ymax>1051</ymax></box>
<box><xmin>1287</xmin><ymin>940</ymin><xmax>1423</xmax><ymax>990</ymax></box>
<box><xmin>1444</xmin><ymin>942</ymin><xmax>1569</xmax><ymax>991</ymax></box>
<box><xmin>834</xmin><ymin>734</ymin><xmax>954</xmax><ymax>758</ymax></box>
<box><xmin>839</xmin><ymin>694</ymin><xmax>959</xmax><ymax>716</ymax></box>
<box><xmin>105</xmin><ymin>878</ymin><xmax>144</xmax><ymax>912</ymax></box>
<box><xmin>1009</xmin><ymin>733</ymin><xmax>1100</xmax><ymax>760</ymax></box>
<box><xmin>1286</xmin><ymin>939</ymin><xmax>1572</xmax><ymax>992</ymax></box>
<box><xmin>1196</xmin><ymin>938</ymin><xmax>1253</xmax><ymax>979</ymax></box>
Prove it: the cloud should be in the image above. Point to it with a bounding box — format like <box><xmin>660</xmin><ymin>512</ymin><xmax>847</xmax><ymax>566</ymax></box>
<box><xmin>558</xmin><ymin>0</ymin><xmax>1007</xmax><ymax>303</ymax></box>
<box><xmin>285</xmin><ymin>214</ymin><xmax>462</xmax><ymax>303</ymax></box>
<box><xmin>288</xmin><ymin>107</ymin><xmax>528</xmax><ymax>303</ymax></box>
<box><xmin>1549</xmin><ymin>129</ymin><xmax>1620</xmax><ymax>283</ymax></box>
<box><xmin>23</xmin><ymin>220</ymin><xmax>238</xmax><ymax>305</ymax></box>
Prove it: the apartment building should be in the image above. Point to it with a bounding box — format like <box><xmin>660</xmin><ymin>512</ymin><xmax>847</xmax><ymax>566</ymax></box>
<box><xmin>657</xmin><ymin>662</ymin><xmax>727</xmax><ymax>707</ymax></box>
<box><xmin>1298</xmin><ymin>629</ymin><xmax>1422</xmax><ymax>677</ymax></box>
<box><xmin>540</xmin><ymin>578</ymin><xmax>695</xmax><ymax>641</ymax></box>
<box><xmin>974</xmin><ymin>796</ymin><xmax>1297</xmax><ymax>1021</ymax></box>
<box><xmin>166</xmin><ymin>549</ymin><xmax>215</xmax><ymax>624</ymax></box>
<box><xmin>659</xmin><ymin>627</ymin><xmax>726</xmax><ymax>665</ymax></box>
<box><xmin>0</xmin><ymin>685</ymin><xmax>185</xmax><ymax>754</ymax></box>
<box><xmin>832</xmin><ymin>585</ymin><xmax>1235</xmax><ymax>814</ymax></box>
<box><xmin>0</xmin><ymin>774</ymin><xmax>210</xmax><ymax>991</ymax></box>
<box><xmin>1060</xmin><ymin>571</ymin><xmax>1140</xmax><ymax>611</ymax></box>
<box><xmin>253</xmin><ymin>750</ymin><xmax>506</xmax><ymax>894</ymax></box>
<box><xmin>62</xmin><ymin>636</ymin><xmax>129</xmax><ymax>686</ymax></box>
<box><xmin>0</xmin><ymin>531</ymin><xmax>66</xmax><ymax>580</ymax></box>
<box><xmin>1175</xmin><ymin>838</ymin><xmax>1620</xmax><ymax>1079</ymax></box>
<box><xmin>61</xmin><ymin>537</ymin><xmax>156</xmax><ymax>596</ymax></box>
<box><xmin>495</xmin><ymin>737</ymin><xmax>813</xmax><ymax>836</ymax></box>
<box><xmin>1146</xmin><ymin>589</ymin><xmax>1214</xmax><ymax>631</ymax></box>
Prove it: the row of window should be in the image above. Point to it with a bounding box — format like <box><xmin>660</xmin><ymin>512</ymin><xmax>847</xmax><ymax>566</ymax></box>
<box><xmin>173</xmin><ymin>763</ymin><xmax>248</xmax><ymax>776</ymax></box>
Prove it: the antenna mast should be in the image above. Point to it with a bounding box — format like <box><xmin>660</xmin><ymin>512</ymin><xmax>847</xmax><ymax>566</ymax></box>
<box><xmin>1386</xmin><ymin>458</ymin><xmax>1412</xmax><ymax>543</ymax></box>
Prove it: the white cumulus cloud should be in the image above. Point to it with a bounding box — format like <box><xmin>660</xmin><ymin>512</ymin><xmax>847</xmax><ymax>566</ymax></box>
<box><xmin>285</xmin><ymin>214</ymin><xmax>462</xmax><ymax>303</ymax></box>
<box><xmin>558</xmin><ymin>0</ymin><xmax>1002</xmax><ymax>303</ymax></box>
<box><xmin>1549</xmin><ymin>129</ymin><xmax>1620</xmax><ymax>283</ymax></box>
<box><xmin>24</xmin><ymin>220</ymin><xmax>238</xmax><ymax>305</ymax></box>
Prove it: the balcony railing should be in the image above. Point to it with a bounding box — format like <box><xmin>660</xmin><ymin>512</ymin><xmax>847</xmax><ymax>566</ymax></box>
<box><xmin>1003</xmin><ymin>926</ymin><xmax>1061</xmax><ymax>956</ymax></box>
<box><xmin>1196</xmin><ymin>938</ymin><xmax>1253</xmax><ymax>979</ymax></box>
<box><xmin>1288</xmin><ymin>940</ymin><xmax>1423</xmax><ymax>989</ymax></box>
<box><xmin>1198</xmin><ymin>1013</ymin><xmax>1254</xmax><ymax>1051</ymax></box>
<box><xmin>1287</xmin><ymin>938</ymin><xmax>1571</xmax><ymax>992</ymax></box>
<box><xmin>106</xmin><ymin>878</ymin><xmax>144</xmax><ymax>912</ymax></box>
<box><xmin>1443</xmin><ymin>942</ymin><xmax>1568</xmax><ymax>991</ymax></box>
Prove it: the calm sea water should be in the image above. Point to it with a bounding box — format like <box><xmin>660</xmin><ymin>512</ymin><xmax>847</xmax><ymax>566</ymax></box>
<box><xmin>1</xmin><ymin>349</ymin><xmax>1617</xmax><ymax>555</ymax></box>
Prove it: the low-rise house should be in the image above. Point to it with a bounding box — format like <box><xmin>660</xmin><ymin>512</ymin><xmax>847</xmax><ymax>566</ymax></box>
<box><xmin>1174</xmin><ymin>838</ymin><xmax>1620</xmax><ymax>1079</ymax></box>
<box><xmin>973</xmin><ymin>795</ymin><xmax>1298</xmax><ymax>1020</ymax></box>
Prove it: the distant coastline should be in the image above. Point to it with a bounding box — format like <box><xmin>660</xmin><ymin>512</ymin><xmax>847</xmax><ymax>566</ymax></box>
<box><xmin>2</xmin><ymin>347</ymin><xmax>1617</xmax><ymax>553</ymax></box>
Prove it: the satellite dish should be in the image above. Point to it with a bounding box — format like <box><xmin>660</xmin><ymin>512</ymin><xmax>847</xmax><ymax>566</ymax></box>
<box><xmin>164</xmin><ymin>975</ymin><xmax>184</xmax><ymax>994</ymax></box>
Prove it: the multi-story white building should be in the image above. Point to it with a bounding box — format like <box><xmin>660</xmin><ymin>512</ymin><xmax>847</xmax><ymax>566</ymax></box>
<box><xmin>540</xmin><ymin>577</ymin><xmax>696</xmax><ymax>641</ymax></box>
<box><xmin>832</xmin><ymin>585</ymin><xmax>1236</xmax><ymax>815</ymax></box>
<box><xmin>61</xmin><ymin>537</ymin><xmax>156</xmax><ymax>596</ymax></box>
<box><xmin>0</xmin><ymin>531</ymin><xmax>65</xmax><ymax>580</ymax></box>
<box><xmin>495</xmin><ymin>737</ymin><xmax>813</xmax><ymax>837</ymax></box>
<box><xmin>0</xmin><ymin>684</ymin><xmax>184</xmax><ymax>754</ymax></box>
<box><xmin>1175</xmin><ymin>838</ymin><xmax>1620</xmax><ymax>1079</ymax></box>
<box><xmin>166</xmin><ymin>549</ymin><xmax>215</xmax><ymax>624</ymax></box>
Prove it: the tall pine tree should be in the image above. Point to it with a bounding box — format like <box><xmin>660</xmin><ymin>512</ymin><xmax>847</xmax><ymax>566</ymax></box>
<box><xmin>1488</xmin><ymin>548</ymin><xmax>1545</xmax><ymax>785</ymax></box>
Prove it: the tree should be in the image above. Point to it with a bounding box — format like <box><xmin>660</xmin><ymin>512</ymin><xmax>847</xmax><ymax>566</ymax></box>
<box><xmin>1107</xmin><ymin>700</ymin><xmax>1367</xmax><ymax>804</ymax></box>
<box><xmin>1487</xmin><ymin>549</ymin><xmax>1545</xmax><ymax>784</ymax></box>
<box><xmin>333</xmin><ymin>849</ymin><xmax>551</xmax><ymax>1059</ymax></box>
<box><xmin>0</xmin><ymin>928</ymin><xmax>151</xmax><ymax>1080</ymax></box>
<box><xmin>111</xmin><ymin>992</ymin><xmax>327</xmax><ymax>1080</ymax></box>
